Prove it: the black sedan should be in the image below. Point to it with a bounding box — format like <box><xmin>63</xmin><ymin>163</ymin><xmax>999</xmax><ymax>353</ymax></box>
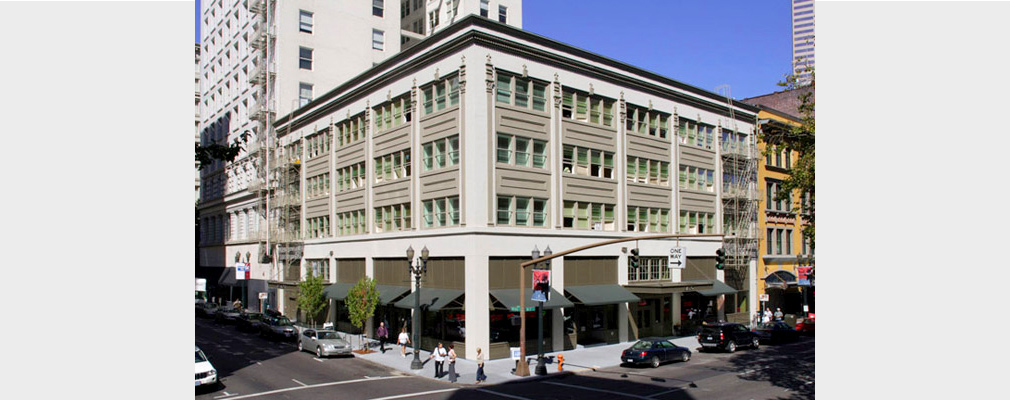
<box><xmin>753</xmin><ymin>322</ymin><xmax>800</xmax><ymax>344</ymax></box>
<box><xmin>235</xmin><ymin>311</ymin><xmax>265</xmax><ymax>332</ymax></box>
<box><xmin>621</xmin><ymin>338</ymin><xmax>691</xmax><ymax>368</ymax></box>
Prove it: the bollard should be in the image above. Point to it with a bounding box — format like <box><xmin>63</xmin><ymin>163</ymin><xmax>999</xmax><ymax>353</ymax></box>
<box><xmin>557</xmin><ymin>353</ymin><xmax>564</xmax><ymax>371</ymax></box>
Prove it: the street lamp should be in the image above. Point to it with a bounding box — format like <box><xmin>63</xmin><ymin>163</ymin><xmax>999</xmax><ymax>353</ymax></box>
<box><xmin>534</xmin><ymin>246</ymin><xmax>551</xmax><ymax>376</ymax></box>
<box><xmin>407</xmin><ymin>245</ymin><xmax>429</xmax><ymax>370</ymax></box>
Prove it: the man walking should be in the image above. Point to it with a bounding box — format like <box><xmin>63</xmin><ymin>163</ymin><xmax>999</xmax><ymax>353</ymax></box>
<box><xmin>428</xmin><ymin>343</ymin><xmax>447</xmax><ymax>378</ymax></box>
<box><xmin>376</xmin><ymin>322</ymin><xmax>389</xmax><ymax>353</ymax></box>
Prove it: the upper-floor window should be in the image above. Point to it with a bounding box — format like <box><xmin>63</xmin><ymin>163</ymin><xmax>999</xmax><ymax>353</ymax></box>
<box><xmin>563</xmin><ymin>201</ymin><xmax>615</xmax><ymax>231</ymax></box>
<box><xmin>401</xmin><ymin>0</ymin><xmax>410</xmax><ymax>18</ymax></box>
<box><xmin>299</xmin><ymin>47</ymin><xmax>313</xmax><ymax>70</ymax></box>
<box><xmin>299</xmin><ymin>82</ymin><xmax>313</xmax><ymax>107</ymax></box>
<box><xmin>374</xmin><ymin>203</ymin><xmax>411</xmax><ymax>233</ymax></box>
<box><xmin>336</xmin><ymin>113</ymin><xmax>367</xmax><ymax>148</ymax></box>
<box><xmin>626</xmin><ymin>104</ymin><xmax>670</xmax><ymax>139</ymax></box>
<box><xmin>374</xmin><ymin>93</ymin><xmax>411</xmax><ymax>132</ymax></box>
<box><xmin>337</xmin><ymin>162</ymin><xmax>366</xmax><ymax>192</ymax></box>
<box><xmin>305</xmin><ymin>129</ymin><xmax>330</xmax><ymax>159</ymax></box>
<box><xmin>678</xmin><ymin>119</ymin><xmax>714</xmax><ymax>150</ymax></box>
<box><xmin>498</xmin><ymin>5</ymin><xmax>507</xmax><ymax>23</ymax></box>
<box><xmin>305</xmin><ymin>259</ymin><xmax>330</xmax><ymax>280</ymax></box>
<box><xmin>423</xmin><ymin>196</ymin><xmax>460</xmax><ymax>228</ymax></box>
<box><xmin>627</xmin><ymin>157</ymin><xmax>670</xmax><ymax>186</ymax></box>
<box><xmin>721</xmin><ymin>129</ymin><xmax>749</xmax><ymax>156</ymax></box>
<box><xmin>306</xmin><ymin>216</ymin><xmax>330</xmax><ymax>239</ymax></box>
<box><xmin>306</xmin><ymin>173</ymin><xmax>330</xmax><ymax>199</ymax></box>
<box><xmin>497</xmin><ymin>196</ymin><xmax>547</xmax><ymax>227</ymax></box>
<box><xmin>680</xmin><ymin>211</ymin><xmax>715</xmax><ymax>234</ymax></box>
<box><xmin>422</xmin><ymin>135</ymin><xmax>459</xmax><ymax>171</ymax></box>
<box><xmin>497</xmin><ymin>134</ymin><xmax>547</xmax><ymax>169</ymax></box>
<box><xmin>428</xmin><ymin>10</ymin><xmax>439</xmax><ymax>31</ymax></box>
<box><xmin>627</xmin><ymin>207</ymin><xmax>670</xmax><ymax>233</ymax></box>
<box><xmin>765</xmin><ymin>180</ymin><xmax>792</xmax><ymax>211</ymax></box>
<box><xmin>374</xmin><ymin>149</ymin><xmax>410</xmax><ymax>184</ymax></box>
<box><xmin>480</xmin><ymin>0</ymin><xmax>489</xmax><ymax>17</ymax></box>
<box><xmin>422</xmin><ymin>74</ymin><xmax>459</xmax><ymax>115</ymax></box>
<box><xmin>373</xmin><ymin>0</ymin><xmax>384</xmax><ymax>17</ymax></box>
<box><xmin>562</xmin><ymin>145</ymin><xmax>614</xmax><ymax>179</ymax></box>
<box><xmin>299</xmin><ymin>10</ymin><xmax>313</xmax><ymax>33</ymax></box>
<box><xmin>562</xmin><ymin>89</ymin><xmax>614</xmax><ymax>127</ymax></box>
<box><xmin>496</xmin><ymin>71</ymin><xmax>547</xmax><ymax>112</ymax></box>
<box><xmin>372</xmin><ymin>29</ymin><xmax>384</xmax><ymax>51</ymax></box>
<box><xmin>679</xmin><ymin>165</ymin><xmax>715</xmax><ymax>192</ymax></box>
<box><xmin>336</xmin><ymin>210</ymin><xmax>366</xmax><ymax>236</ymax></box>
<box><xmin>629</xmin><ymin>257</ymin><xmax>670</xmax><ymax>282</ymax></box>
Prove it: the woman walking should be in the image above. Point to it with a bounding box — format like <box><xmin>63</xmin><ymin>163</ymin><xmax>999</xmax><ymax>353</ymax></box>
<box><xmin>475</xmin><ymin>347</ymin><xmax>487</xmax><ymax>384</ymax></box>
<box><xmin>397</xmin><ymin>327</ymin><xmax>410</xmax><ymax>358</ymax></box>
<box><xmin>446</xmin><ymin>344</ymin><xmax>458</xmax><ymax>383</ymax></box>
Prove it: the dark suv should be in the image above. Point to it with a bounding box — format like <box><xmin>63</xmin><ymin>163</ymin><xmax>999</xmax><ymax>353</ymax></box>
<box><xmin>697</xmin><ymin>323</ymin><xmax>760</xmax><ymax>353</ymax></box>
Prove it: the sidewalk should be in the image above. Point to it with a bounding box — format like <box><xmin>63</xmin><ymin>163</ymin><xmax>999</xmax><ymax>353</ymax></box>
<box><xmin>332</xmin><ymin>330</ymin><xmax>701</xmax><ymax>386</ymax></box>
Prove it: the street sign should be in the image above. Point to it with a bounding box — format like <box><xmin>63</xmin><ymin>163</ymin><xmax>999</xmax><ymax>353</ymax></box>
<box><xmin>235</xmin><ymin>262</ymin><xmax>250</xmax><ymax>280</ymax></box>
<box><xmin>195</xmin><ymin>278</ymin><xmax>206</xmax><ymax>292</ymax></box>
<box><xmin>669</xmin><ymin>247</ymin><xmax>686</xmax><ymax>270</ymax></box>
<box><xmin>258</xmin><ymin>292</ymin><xmax>268</xmax><ymax>300</ymax></box>
<box><xmin>759</xmin><ymin>294</ymin><xmax>769</xmax><ymax>302</ymax></box>
<box><xmin>510</xmin><ymin>347</ymin><xmax>521</xmax><ymax>360</ymax></box>
<box><xmin>509</xmin><ymin>306</ymin><xmax>536</xmax><ymax>312</ymax></box>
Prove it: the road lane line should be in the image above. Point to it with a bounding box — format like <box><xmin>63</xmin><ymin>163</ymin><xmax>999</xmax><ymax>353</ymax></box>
<box><xmin>647</xmin><ymin>387</ymin><xmax>685</xmax><ymax>398</ymax></box>
<box><xmin>475</xmin><ymin>388</ymin><xmax>535</xmax><ymax>400</ymax></box>
<box><xmin>195</xmin><ymin>375</ymin><xmax>407</xmax><ymax>400</ymax></box>
<box><xmin>544</xmin><ymin>381</ymin><xmax>655</xmax><ymax>400</ymax></box>
<box><xmin>291</xmin><ymin>379</ymin><xmax>307</xmax><ymax>386</ymax></box>
<box><xmin>315</xmin><ymin>358</ymin><xmax>325</xmax><ymax>363</ymax></box>
<box><xmin>369</xmin><ymin>388</ymin><xmax>458</xmax><ymax>400</ymax></box>
<box><xmin>213</xmin><ymin>392</ymin><xmax>236</xmax><ymax>399</ymax></box>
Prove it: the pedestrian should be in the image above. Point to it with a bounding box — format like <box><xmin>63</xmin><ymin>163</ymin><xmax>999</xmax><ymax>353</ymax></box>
<box><xmin>376</xmin><ymin>322</ymin><xmax>389</xmax><ymax>353</ymax></box>
<box><xmin>762</xmin><ymin>308</ymin><xmax>772</xmax><ymax>324</ymax></box>
<box><xmin>774</xmin><ymin>308</ymin><xmax>784</xmax><ymax>322</ymax></box>
<box><xmin>427</xmin><ymin>343</ymin><xmax>447</xmax><ymax>378</ymax></box>
<box><xmin>398</xmin><ymin>327</ymin><xmax>410</xmax><ymax>358</ymax></box>
<box><xmin>232</xmin><ymin>298</ymin><xmax>242</xmax><ymax>310</ymax></box>
<box><xmin>475</xmin><ymin>347</ymin><xmax>487</xmax><ymax>384</ymax></box>
<box><xmin>446</xmin><ymin>344</ymin><xmax>458</xmax><ymax>383</ymax></box>
<box><xmin>687</xmin><ymin>308</ymin><xmax>694</xmax><ymax>320</ymax></box>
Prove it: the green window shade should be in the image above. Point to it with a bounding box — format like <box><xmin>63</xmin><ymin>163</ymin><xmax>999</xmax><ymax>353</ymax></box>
<box><xmin>649</xmin><ymin>160</ymin><xmax>659</xmax><ymax>180</ymax></box>
<box><xmin>497</xmin><ymin>196</ymin><xmax>511</xmax><ymax>225</ymax></box>
<box><xmin>604</xmin><ymin>205</ymin><xmax>614</xmax><ymax>221</ymax></box>
<box><xmin>496</xmin><ymin>74</ymin><xmax>511</xmax><ymax>104</ymax></box>
<box><xmin>532</xmin><ymin>140</ymin><xmax>546</xmax><ymax>169</ymax></box>
<box><xmin>423</xmin><ymin>201</ymin><xmax>433</xmax><ymax>227</ymax></box>
<box><xmin>679</xmin><ymin>166</ymin><xmax>687</xmax><ymax>187</ymax></box>
<box><xmin>627</xmin><ymin>157</ymin><xmax>636</xmax><ymax>180</ymax></box>
<box><xmin>423</xmin><ymin>143</ymin><xmax>433</xmax><ymax>171</ymax></box>
<box><xmin>563</xmin><ymin>201</ymin><xmax>575</xmax><ymax>217</ymax></box>
<box><xmin>435</xmin><ymin>140</ymin><xmax>446</xmax><ymax>168</ymax></box>
<box><xmin>660</xmin><ymin>163</ymin><xmax>669</xmax><ymax>183</ymax></box>
<box><xmin>532</xmin><ymin>83</ymin><xmax>546</xmax><ymax>111</ymax></box>
<box><xmin>435</xmin><ymin>198</ymin><xmax>447</xmax><ymax>226</ymax></box>
<box><xmin>435</xmin><ymin>83</ymin><xmax>446</xmax><ymax>111</ymax></box>
<box><xmin>393</xmin><ymin>205</ymin><xmax>402</xmax><ymax>230</ymax></box>
<box><xmin>449</xmin><ymin>77</ymin><xmax>459</xmax><ymax>106</ymax></box>
<box><xmin>591</xmin><ymin>150</ymin><xmax>601</xmax><ymax>167</ymax></box>
<box><xmin>515</xmin><ymin>197</ymin><xmax>529</xmax><ymax>226</ymax></box>
<box><xmin>384</xmin><ymin>106</ymin><xmax>392</xmax><ymax>129</ymax></box>
<box><xmin>577</xmin><ymin>147</ymin><xmax>588</xmax><ymax>165</ymax></box>
<box><xmin>515</xmin><ymin>137</ymin><xmax>530</xmax><ymax>166</ymax></box>
<box><xmin>448</xmin><ymin>136</ymin><xmax>459</xmax><ymax>165</ymax></box>
<box><xmin>638</xmin><ymin>160</ymin><xmax>648</xmax><ymax>181</ymax></box>
<box><xmin>590</xmin><ymin>99</ymin><xmax>601</xmax><ymax>124</ymax></box>
<box><xmin>424</xmin><ymin>87</ymin><xmax>434</xmax><ymax>114</ymax></box>
<box><xmin>392</xmin><ymin>102</ymin><xmax>402</xmax><ymax>126</ymax></box>
<box><xmin>532</xmin><ymin>199</ymin><xmax>546</xmax><ymax>226</ymax></box>
<box><xmin>449</xmin><ymin>197</ymin><xmax>459</xmax><ymax>225</ymax></box>
<box><xmin>603</xmin><ymin>101</ymin><xmax>613</xmax><ymax>126</ymax></box>
<box><xmin>576</xmin><ymin>203</ymin><xmax>590</xmax><ymax>229</ymax></box>
<box><xmin>575</xmin><ymin>96</ymin><xmax>588</xmax><ymax>120</ymax></box>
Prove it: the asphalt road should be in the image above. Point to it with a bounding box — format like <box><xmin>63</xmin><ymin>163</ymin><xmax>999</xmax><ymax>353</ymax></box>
<box><xmin>197</xmin><ymin>317</ymin><xmax>814</xmax><ymax>400</ymax></box>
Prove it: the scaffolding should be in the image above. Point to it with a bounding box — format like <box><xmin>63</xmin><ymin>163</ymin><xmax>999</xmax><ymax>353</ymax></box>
<box><xmin>717</xmin><ymin>87</ymin><xmax>760</xmax><ymax>298</ymax></box>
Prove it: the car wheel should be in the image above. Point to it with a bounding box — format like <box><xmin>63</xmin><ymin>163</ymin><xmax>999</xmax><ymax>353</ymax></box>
<box><xmin>751</xmin><ymin>337</ymin><xmax>760</xmax><ymax>349</ymax></box>
<box><xmin>316</xmin><ymin>347</ymin><xmax>323</xmax><ymax>358</ymax></box>
<box><xmin>681</xmin><ymin>352</ymin><xmax>690</xmax><ymax>362</ymax></box>
<box><xmin>651</xmin><ymin>356</ymin><xmax>660</xmax><ymax>368</ymax></box>
<box><xmin>726</xmin><ymin>341</ymin><xmax>736</xmax><ymax>353</ymax></box>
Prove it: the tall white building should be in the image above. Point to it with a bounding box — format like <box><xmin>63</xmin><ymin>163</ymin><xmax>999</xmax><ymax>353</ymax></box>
<box><xmin>195</xmin><ymin>43</ymin><xmax>202</xmax><ymax>202</ymax></box>
<box><xmin>197</xmin><ymin>0</ymin><xmax>523</xmax><ymax>308</ymax></box>
<box><xmin>792</xmin><ymin>0</ymin><xmax>814</xmax><ymax>84</ymax></box>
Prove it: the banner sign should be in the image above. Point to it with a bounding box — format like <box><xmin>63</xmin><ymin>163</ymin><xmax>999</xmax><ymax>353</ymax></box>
<box><xmin>532</xmin><ymin>270</ymin><xmax>550</xmax><ymax>302</ymax></box>
<box><xmin>235</xmin><ymin>262</ymin><xmax>251</xmax><ymax>280</ymax></box>
<box><xmin>797</xmin><ymin>266</ymin><xmax>813</xmax><ymax>286</ymax></box>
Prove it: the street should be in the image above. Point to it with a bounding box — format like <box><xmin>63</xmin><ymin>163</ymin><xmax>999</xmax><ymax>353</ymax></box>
<box><xmin>197</xmin><ymin>318</ymin><xmax>813</xmax><ymax>400</ymax></box>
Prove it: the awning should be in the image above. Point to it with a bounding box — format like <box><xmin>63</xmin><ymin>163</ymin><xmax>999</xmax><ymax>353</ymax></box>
<box><xmin>376</xmin><ymin>285</ymin><xmax>410</xmax><ymax>305</ymax></box>
<box><xmin>322</xmin><ymin>282</ymin><xmax>355</xmax><ymax>300</ymax></box>
<box><xmin>695</xmin><ymin>280</ymin><xmax>737</xmax><ymax>296</ymax></box>
<box><xmin>490</xmin><ymin>288</ymin><xmax>574</xmax><ymax>310</ymax></box>
<box><xmin>393</xmin><ymin>288</ymin><xmax>464</xmax><ymax>312</ymax></box>
<box><xmin>624</xmin><ymin>280</ymin><xmax>715</xmax><ymax>295</ymax></box>
<box><xmin>218</xmin><ymin>267</ymin><xmax>239</xmax><ymax>287</ymax></box>
<box><xmin>565</xmin><ymin>284</ymin><xmax>640</xmax><ymax>306</ymax></box>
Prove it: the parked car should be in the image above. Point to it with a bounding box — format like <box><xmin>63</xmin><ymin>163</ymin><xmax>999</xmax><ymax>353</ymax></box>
<box><xmin>196</xmin><ymin>302</ymin><xmax>219</xmax><ymax>318</ymax></box>
<box><xmin>235</xmin><ymin>311</ymin><xmax>265</xmax><ymax>332</ymax></box>
<box><xmin>215</xmin><ymin>307</ymin><xmax>242</xmax><ymax>324</ymax></box>
<box><xmin>753</xmin><ymin>321</ymin><xmax>800</xmax><ymax>344</ymax></box>
<box><xmin>260</xmin><ymin>316</ymin><xmax>296</xmax><ymax>340</ymax></box>
<box><xmin>795</xmin><ymin>317</ymin><xmax>815</xmax><ymax>335</ymax></box>
<box><xmin>298</xmin><ymin>329</ymin><xmax>352</xmax><ymax>358</ymax></box>
<box><xmin>621</xmin><ymin>338</ymin><xmax>691</xmax><ymax>368</ymax></box>
<box><xmin>697</xmin><ymin>322</ymin><xmax>760</xmax><ymax>353</ymax></box>
<box><xmin>195</xmin><ymin>346</ymin><xmax>218</xmax><ymax>388</ymax></box>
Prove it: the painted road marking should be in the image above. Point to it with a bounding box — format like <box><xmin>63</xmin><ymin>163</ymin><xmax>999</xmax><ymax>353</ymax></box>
<box><xmin>291</xmin><ymin>379</ymin><xmax>307</xmax><ymax>386</ymax></box>
<box><xmin>647</xmin><ymin>387</ymin><xmax>685</xmax><ymax>398</ymax></box>
<box><xmin>192</xmin><ymin>375</ymin><xmax>407</xmax><ymax>400</ymax></box>
<box><xmin>369</xmin><ymin>388</ymin><xmax>458</xmax><ymax>400</ymax></box>
<box><xmin>475</xmin><ymin>388</ymin><xmax>535</xmax><ymax>400</ymax></box>
<box><xmin>213</xmin><ymin>392</ymin><xmax>236</xmax><ymax>399</ymax></box>
<box><xmin>315</xmin><ymin>358</ymin><xmax>325</xmax><ymax>363</ymax></box>
<box><xmin>544</xmin><ymin>381</ymin><xmax>655</xmax><ymax>400</ymax></box>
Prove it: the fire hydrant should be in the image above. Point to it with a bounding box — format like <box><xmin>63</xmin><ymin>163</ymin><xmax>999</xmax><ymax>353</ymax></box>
<box><xmin>557</xmin><ymin>353</ymin><xmax>564</xmax><ymax>371</ymax></box>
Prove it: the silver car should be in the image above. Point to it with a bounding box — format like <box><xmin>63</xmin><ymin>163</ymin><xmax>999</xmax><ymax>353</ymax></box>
<box><xmin>259</xmin><ymin>316</ymin><xmax>296</xmax><ymax>340</ymax></box>
<box><xmin>298</xmin><ymin>329</ymin><xmax>352</xmax><ymax>358</ymax></box>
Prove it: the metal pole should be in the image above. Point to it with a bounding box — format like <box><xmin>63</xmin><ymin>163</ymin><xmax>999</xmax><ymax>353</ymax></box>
<box><xmin>535</xmin><ymin>300</ymin><xmax>546</xmax><ymax>375</ymax></box>
<box><xmin>516</xmin><ymin>261</ymin><xmax>530</xmax><ymax>376</ymax></box>
<box><xmin>410</xmin><ymin>263</ymin><xmax>423</xmax><ymax>370</ymax></box>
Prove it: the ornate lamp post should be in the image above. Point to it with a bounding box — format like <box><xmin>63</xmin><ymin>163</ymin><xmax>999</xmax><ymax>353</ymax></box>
<box><xmin>407</xmin><ymin>245</ymin><xmax>429</xmax><ymax>370</ymax></box>
<box><xmin>534</xmin><ymin>246</ymin><xmax>551</xmax><ymax>376</ymax></box>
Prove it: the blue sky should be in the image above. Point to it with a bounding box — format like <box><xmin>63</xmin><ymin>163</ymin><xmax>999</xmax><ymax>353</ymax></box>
<box><xmin>196</xmin><ymin>0</ymin><xmax>791</xmax><ymax>99</ymax></box>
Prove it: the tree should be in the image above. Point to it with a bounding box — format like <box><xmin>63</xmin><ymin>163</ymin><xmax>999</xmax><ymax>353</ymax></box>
<box><xmin>763</xmin><ymin>64</ymin><xmax>815</xmax><ymax>252</ymax></box>
<box><xmin>297</xmin><ymin>270</ymin><xmax>327</xmax><ymax>327</ymax></box>
<box><xmin>345</xmin><ymin>276</ymin><xmax>380</xmax><ymax>350</ymax></box>
<box><xmin>195</xmin><ymin>131</ymin><xmax>251</xmax><ymax>170</ymax></box>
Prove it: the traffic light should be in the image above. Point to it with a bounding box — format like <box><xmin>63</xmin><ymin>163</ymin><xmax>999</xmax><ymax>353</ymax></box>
<box><xmin>715</xmin><ymin>248</ymin><xmax>726</xmax><ymax>270</ymax></box>
<box><xmin>630</xmin><ymin>248</ymin><xmax>640</xmax><ymax>269</ymax></box>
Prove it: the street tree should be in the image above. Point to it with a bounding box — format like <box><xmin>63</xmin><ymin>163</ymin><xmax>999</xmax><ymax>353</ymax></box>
<box><xmin>297</xmin><ymin>270</ymin><xmax>327</xmax><ymax>327</ymax></box>
<box><xmin>345</xmin><ymin>276</ymin><xmax>379</xmax><ymax>350</ymax></box>
<box><xmin>196</xmin><ymin>131</ymin><xmax>250</xmax><ymax>170</ymax></box>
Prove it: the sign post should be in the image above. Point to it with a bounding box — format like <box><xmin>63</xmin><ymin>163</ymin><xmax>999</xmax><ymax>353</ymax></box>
<box><xmin>669</xmin><ymin>247</ymin><xmax>686</xmax><ymax>270</ymax></box>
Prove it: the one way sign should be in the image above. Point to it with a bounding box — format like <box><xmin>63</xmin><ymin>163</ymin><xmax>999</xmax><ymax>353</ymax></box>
<box><xmin>669</xmin><ymin>247</ymin><xmax>686</xmax><ymax>270</ymax></box>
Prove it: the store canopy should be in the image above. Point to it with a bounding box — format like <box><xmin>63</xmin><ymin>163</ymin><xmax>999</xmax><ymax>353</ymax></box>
<box><xmin>393</xmin><ymin>288</ymin><xmax>464</xmax><ymax>312</ymax></box>
<box><xmin>218</xmin><ymin>267</ymin><xmax>239</xmax><ymax>287</ymax></box>
<box><xmin>490</xmin><ymin>288</ymin><xmax>573</xmax><ymax>310</ymax></box>
<box><xmin>695</xmin><ymin>280</ymin><xmax>738</xmax><ymax>297</ymax></box>
<box><xmin>624</xmin><ymin>280</ymin><xmax>715</xmax><ymax>295</ymax></box>
<box><xmin>322</xmin><ymin>282</ymin><xmax>355</xmax><ymax>301</ymax></box>
<box><xmin>376</xmin><ymin>285</ymin><xmax>410</xmax><ymax>305</ymax></box>
<box><xmin>565</xmin><ymin>284</ymin><xmax>640</xmax><ymax>306</ymax></box>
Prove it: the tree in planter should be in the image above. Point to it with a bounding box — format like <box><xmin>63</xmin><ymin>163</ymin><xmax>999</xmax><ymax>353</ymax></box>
<box><xmin>297</xmin><ymin>270</ymin><xmax>327</xmax><ymax>328</ymax></box>
<box><xmin>345</xmin><ymin>276</ymin><xmax>379</xmax><ymax>351</ymax></box>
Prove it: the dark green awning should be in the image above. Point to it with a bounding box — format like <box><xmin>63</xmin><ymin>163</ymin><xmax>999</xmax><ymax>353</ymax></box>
<box><xmin>376</xmin><ymin>285</ymin><xmax>410</xmax><ymax>305</ymax></box>
<box><xmin>323</xmin><ymin>282</ymin><xmax>355</xmax><ymax>300</ymax></box>
<box><xmin>695</xmin><ymin>280</ymin><xmax>737</xmax><ymax>296</ymax></box>
<box><xmin>624</xmin><ymin>280</ymin><xmax>715</xmax><ymax>295</ymax></box>
<box><xmin>490</xmin><ymin>288</ymin><xmax>573</xmax><ymax>310</ymax></box>
<box><xmin>565</xmin><ymin>284</ymin><xmax>640</xmax><ymax>306</ymax></box>
<box><xmin>393</xmin><ymin>288</ymin><xmax>464</xmax><ymax>311</ymax></box>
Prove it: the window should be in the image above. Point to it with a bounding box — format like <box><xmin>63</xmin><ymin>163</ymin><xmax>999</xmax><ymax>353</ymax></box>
<box><xmin>306</xmin><ymin>217</ymin><xmax>330</xmax><ymax>239</ymax></box>
<box><xmin>627</xmin><ymin>157</ymin><xmax>670</xmax><ymax>186</ymax></box>
<box><xmin>298</xmin><ymin>82</ymin><xmax>313</xmax><ymax>107</ymax></box>
<box><xmin>422</xmin><ymin>135</ymin><xmax>459</xmax><ymax>171</ymax></box>
<box><xmin>423</xmin><ymin>196</ymin><xmax>459</xmax><ymax>228</ymax></box>
<box><xmin>401</xmin><ymin>0</ymin><xmax>410</xmax><ymax>18</ymax></box>
<box><xmin>299</xmin><ymin>10</ymin><xmax>313</xmax><ymax>33</ymax></box>
<box><xmin>422</xmin><ymin>74</ymin><xmax>459</xmax><ymax>115</ymax></box>
<box><xmin>374</xmin><ymin>149</ymin><xmax>410</xmax><ymax>184</ymax></box>
<box><xmin>374</xmin><ymin>203</ymin><xmax>411</xmax><ymax>233</ymax></box>
<box><xmin>373</xmin><ymin>93</ymin><xmax>411</xmax><ymax>132</ymax></box>
<box><xmin>306</xmin><ymin>259</ymin><xmax>330</xmax><ymax>281</ymax></box>
<box><xmin>562</xmin><ymin>145</ymin><xmax>614</xmax><ymax>178</ymax></box>
<box><xmin>337</xmin><ymin>210</ymin><xmax>366</xmax><ymax>236</ymax></box>
<box><xmin>679</xmin><ymin>211</ymin><xmax>714</xmax><ymax>234</ymax></box>
<box><xmin>299</xmin><ymin>47</ymin><xmax>313</xmax><ymax>70</ymax></box>
<box><xmin>498</xmin><ymin>5</ymin><xmax>507</xmax><ymax>23</ymax></box>
<box><xmin>480</xmin><ymin>0</ymin><xmax>489</xmax><ymax>17</ymax></box>
<box><xmin>495</xmin><ymin>71</ymin><xmax>548</xmax><ymax>112</ymax></box>
<box><xmin>305</xmin><ymin>129</ymin><xmax>330</xmax><ymax>159</ymax></box>
<box><xmin>496</xmin><ymin>134</ymin><xmax>547</xmax><ymax>169</ymax></box>
<box><xmin>627</xmin><ymin>207</ymin><xmax>669</xmax><ymax>232</ymax></box>
<box><xmin>784</xmin><ymin>151</ymin><xmax>792</xmax><ymax>169</ymax></box>
<box><xmin>306</xmin><ymin>173</ymin><xmax>329</xmax><ymax>198</ymax></box>
<box><xmin>626</xmin><ymin>104</ymin><xmax>670</xmax><ymax>139</ymax></box>
<box><xmin>336</xmin><ymin>162</ymin><xmax>366</xmax><ymax>192</ymax></box>
<box><xmin>775</xmin><ymin>229</ymin><xmax>783</xmax><ymax>255</ymax></box>
<box><xmin>785</xmin><ymin>229</ymin><xmax>793</xmax><ymax>255</ymax></box>
<box><xmin>498</xmin><ymin>196</ymin><xmax>547</xmax><ymax>227</ymax></box>
<box><xmin>563</xmin><ymin>201</ymin><xmax>614</xmax><ymax>231</ymax></box>
<box><xmin>629</xmin><ymin>257</ymin><xmax>670</xmax><ymax>282</ymax></box>
<box><xmin>678</xmin><ymin>165</ymin><xmax>715</xmax><ymax>192</ymax></box>
<box><xmin>336</xmin><ymin>113</ymin><xmax>367</xmax><ymax>148</ymax></box>
<box><xmin>428</xmin><ymin>10</ymin><xmax>439</xmax><ymax>30</ymax></box>
<box><xmin>372</xmin><ymin>29</ymin><xmax>384</xmax><ymax>50</ymax></box>
<box><xmin>766</xmin><ymin>228</ymin><xmax>774</xmax><ymax>255</ymax></box>
<box><xmin>373</xmin><ymin>0</ymin><xmax>384</xmax><ymax>17</ymax></box>
<box><xmin>562</xmin><ymin>89</ymin><xmax>614</xmax><ymax>127</ymax></box>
